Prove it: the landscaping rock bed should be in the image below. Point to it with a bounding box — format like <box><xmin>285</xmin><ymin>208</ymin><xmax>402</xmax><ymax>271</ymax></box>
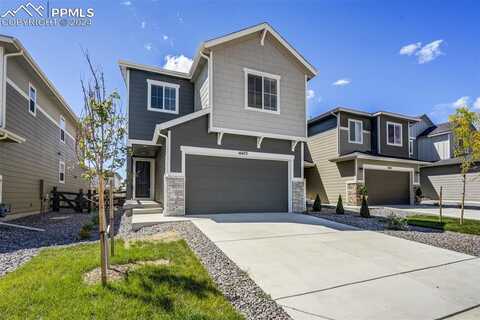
<box><xmin>0</xmin><ymin>211</ymin><xmax>122</xmax><ymax>277</ymax></box>
<box><xmin>309</xmin><ymin>208</ymin><xmax>480</xmax><ymax>256</ymax></box>
<box><xmin>120</xmin><ymin>213</ymin><xmax>292</xmax><ymax>320</ymax></box>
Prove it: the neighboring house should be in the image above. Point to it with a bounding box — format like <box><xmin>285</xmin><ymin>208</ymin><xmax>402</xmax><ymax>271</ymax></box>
<box><xmin>0</xmin><ymin>35</ymin><xmax>86</xmax><ymax>217</ymax></box>
<box><xmin>90</xmin><ymin>172</ymin><xmax>124</xmax><ymax>191</ymax></box>
<box><xmin>413</xmin><ymin>115</ymin><xmax>480</xmax><ymax>203</ymax></box>
<box><xmin>305</xmin><ymin>107</ymin><xmax>430</xmax><ymax>206</ymax></box>
<box><xmin>119</xmin><ymin>23</ymin><xmax>316</xmax><ymax>215</ymax></box>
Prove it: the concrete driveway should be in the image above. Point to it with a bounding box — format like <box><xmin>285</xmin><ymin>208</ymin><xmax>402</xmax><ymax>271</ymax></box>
<box><xmin>190</xmin><ymin>213</ymin><xmax>480</xmax><ymax>320</ymax></box>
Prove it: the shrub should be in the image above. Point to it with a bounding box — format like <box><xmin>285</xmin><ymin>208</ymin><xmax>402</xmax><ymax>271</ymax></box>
<box><xmin>90</xmin><ymin>212</ymin><xmax>99</xmax><ymax>226</ymax></box>
<box><xmin>415</xmin><ymin>187</ymin><xmax>423</xmax><ymax>204</ymax></box>
<box><xmin>360</xmin><ymin>195</ymin><xmax>370</xmax><ymax>218</ymax></box>
<box><xmin>336</xmin><ymin>195</ymin><xmax>344</xmax><ymax>214</ymax></box>
<box><xmin>312</xmin><ymin>194</ymin><xmax>321</xmax><ymax>212</ymax></box>
<box><xmin>385</xmin><ymin>214</ymin><xmax>408</xmax><ymax>230</ymax></box>
<box><xmin>78</xmin><ymin>226</ymin><xmax>92</xmax><ymax>240</ymax></box>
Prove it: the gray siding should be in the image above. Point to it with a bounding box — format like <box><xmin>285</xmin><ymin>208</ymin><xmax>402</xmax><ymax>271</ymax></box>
<box><xmin>0</xmin><ymin>84</ymin><xmax>86</xmax><ymax>215</ymax></box>
<box><xmin>308</xmin><ymin>115</ymin><xmax>337</xmax><ymax>137</ymax></box>
<box><xmin>338</xmin><ymin>112</ymin><xmax>372</xmax><ymax>155</ymax></box>
<box><xmin>417</xmin><ymin>134</ymin><xmax>452</xmax><ymax>162</ymax></box>
<box><xmin>378</xmin><ymin>115</ymin><xmax>410</xmax><ymax>158</ymax></box>
<box><xmin>211</xmin><ymin>32</ymin><xmax>307</xmax><ymax>138</ymax></box>
<box><xmin>193</xmin><ymin>61</ymin><xmax>209</xmax><ymax>111</ymax></box>
<box><xmin>420</xmin><ymin>164</ymin><xmax>480</xmax><ymax>202</ymax></box>
<box><xmin>154</xmin><ymin>146</ymin><xmax>165</xmax><ymax>203</ymax></box>
<box><xmin>169</xmin><ymin>115</ymin><xmax>302</xmax><ymax>177</ymax></box>
<box><xmin>306</xmin><ymin>128</ymin><xmax>355</xmax><ymax>203</ymax></box>
<box><xmin>128</xmin><ymin>69</ymin><xmax>194</xmax><ymax>140</ymax></box>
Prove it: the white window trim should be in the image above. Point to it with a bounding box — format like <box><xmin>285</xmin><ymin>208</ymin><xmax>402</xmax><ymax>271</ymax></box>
<box><xmin>28</xmin><ymin>83</ymin><xmax>37</xmax><ymax>117</ymax></box>
<box><xmin>243</xmin><ymin>67</ymin><xmax>281</xmax><ymax>115</ymax></box>
<box><xmin>348</xmin><ymin>119</ymin><xmax>363</xmax><ymax>144</ymax></box>
<box><xmin>60</xmin><ymin>115</ymin><xmax>66</xmax><ymax>143</ymax></box>
<box><xmin>59</xmin><ymin>160</ymin><xmax>65</xmax><ymax>184</ymax></box>
<box><xmin>386</xmin><ymin>121</ymin><xmax>403</xmax><ymax>147</ymax></box>
<box><xmin>147</xmin><ymin>79</ymin><xmax>180</xmax><ymax>114</ymax></box>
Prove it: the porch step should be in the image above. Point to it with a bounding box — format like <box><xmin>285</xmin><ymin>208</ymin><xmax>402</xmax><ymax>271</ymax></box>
<box><xmin>132</xmin><ymin>207</ymin><xmax>164</xmax><ymax>215</ymax></box>
<box><xmin>124</xmin><ymin>200</ymin><xmax>163</xmax><ymax>210</ymax></box>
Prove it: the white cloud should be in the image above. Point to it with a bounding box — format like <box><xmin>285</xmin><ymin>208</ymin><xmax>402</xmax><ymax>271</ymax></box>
<box><xmin>141</xmin><ymin>21</ymin><xmax>146</xmax><ymax>29</ymax></box>
<box><xmin>162</xmin><ymin>34</ymin><xmax>168</xmax><ymax>40</ymax></box>
<box><xmin>416</xmin><ymin>40</ymin><xmax>444</xmax><ymax>64</ymax></box>
<box><xmin>399</xmin><ymin>42</ymin><xmax>421</xmax><ymax>56</ymax></box>
<box><xmin>333</xmin><ymin>79</ymin><xmax>351</xmax><ymax>86</ymax></box>
<box><xmin>474</xmin><ymin>97</ymin><xmax>480</xmax><ymax>110</ymax></box>
<box><xmin>144</xmin><ymin>43</ymin><xmax>152</xmax><ymax>51</ymax></box>
<box><xmin>307</xmin><ymin>89</ymin><xmax>315</xmax><ymax>100</ymax></box>
<box><xmin>453</xmin><ymin>96</ymin><xmax>470</xmax><ymax>108</ymax></box>
<box><xmin>163</xmin><ymin>54</ymin><xmax>193</xmax><ymax>73</ymax></box>
<box><xmin>121</xmin><ymin>1</ymin><xmax>132</xmax><ymax>6</ymax></box>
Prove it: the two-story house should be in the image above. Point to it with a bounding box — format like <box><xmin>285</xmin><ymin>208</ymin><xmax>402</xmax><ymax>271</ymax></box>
<box><xmin>306</xmin><ymin>107</ymin><xmax>431</xmax><ymax>206</ymax></box>
<box><xmin>412</xmin><ymin>115</ymin><xmax>479</xmax><ymax>203</ymax></box>
<box><xmin>0</xmin><ymin>35</ymin><xmax>87</xmax><ymax>218</ymax></box>
<box><xmin>119</xmin><ymin>23</ymin><xmax>316</xmax><ymax>215</ymax></box>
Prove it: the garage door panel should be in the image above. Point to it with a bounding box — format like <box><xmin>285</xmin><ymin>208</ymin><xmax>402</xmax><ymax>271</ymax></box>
<box><xmin>365</xmin><ymin>169</ymin><xmax>410</xmax><ymax>205</ymax></box>
<box><xmin>186</xmin><ymin>155</ymin><xmax>288</xmax><ymax>214</ymax></box>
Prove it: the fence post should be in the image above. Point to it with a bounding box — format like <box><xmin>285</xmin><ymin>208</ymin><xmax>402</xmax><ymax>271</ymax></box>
<box><xmin>76</xmin><ymin>189</ymin><xmax>84</xmax><ymax>213</ymax></box>
<box><xmin>52</xmin><ymin>187</ymin><xmax>59</xmax><ymax>212</ymax></box>
<box><xmin>87</xmin><ymin>189</ymin><xmax>92</xmax><ymax>213</ymax></box>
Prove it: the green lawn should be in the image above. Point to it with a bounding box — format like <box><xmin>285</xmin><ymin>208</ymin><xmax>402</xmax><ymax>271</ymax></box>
<box><xmin>407</xmin><ymin>214</ymin><xmax>480</xmax><ymax>235</ymax></box>
<box><xmin>0</xmin><ymin>239</ymin><xmax>243</xmax><ymax>320</ymax></box>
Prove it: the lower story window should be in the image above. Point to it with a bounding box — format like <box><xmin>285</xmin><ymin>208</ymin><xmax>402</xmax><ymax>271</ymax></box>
<box><xmin>59</xmin><ymin>161</ymin><xmax>65</xmax><ymax>184</ymax></box>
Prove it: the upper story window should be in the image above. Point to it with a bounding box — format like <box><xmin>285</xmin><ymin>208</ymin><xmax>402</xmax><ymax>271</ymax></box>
<box><xmin>60</xmin><ymin>116</ymin><xmax>66</xmax><ymax>143</ymax></box>
<box><xmin>244</xmin><ymin>68</ymin><xmax>280</xmax><ymax>114</ymax></box>
<box><xmin>59</xmin><ymin>160</ymin><xmax>65</xmax><ymax>184</ymax></box>
<box><xmin>386</xmin><ymin>121</ymin><xmax>402</xmax><ymax>146</ymax></box>
<box><xmin>28</xmin><ymin>83</ymin><xmax>37</xmax><ymax>116</ymax></box>
<box><xmin>147</xmin><ymin>79</ymin><xmax>179</xmax><ymax>114</ymax></box>
<box><xmin>348</xmin><ymin>119</ymin><xmax>363</xmax><ymax>144</ymax></box>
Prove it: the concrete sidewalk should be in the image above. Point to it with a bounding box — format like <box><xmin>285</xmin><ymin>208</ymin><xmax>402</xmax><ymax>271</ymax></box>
<box><xmin>190</xmin><ymin>212</ymin><xmax>480</xmax><ymax>320</ymax></box>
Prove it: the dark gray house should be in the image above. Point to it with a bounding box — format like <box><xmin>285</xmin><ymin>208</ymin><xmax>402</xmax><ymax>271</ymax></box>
<box><xmin>305</xmin><ymin>107</ymin><xmax>431</xmax><ymax>206</ymax></box>
<box><xmin>0</xmin><ymin>35</ymin><xmax>86</xmax><ymax>218</ymax></box>
<box><xmin>120</xmin><ymin>23</ymin><xmax>317</xmax><ymax>215</ymax></box>
<box><xmin>413</xmin><ymin>115</ymin><xmax>479</xmax><ymax>203</ymax></box>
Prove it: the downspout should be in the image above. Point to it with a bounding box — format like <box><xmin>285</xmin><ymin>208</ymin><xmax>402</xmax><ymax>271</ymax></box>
<box><xmin>1</xmin><ymin>50</ymin><xmax>24</xmax><ymax>130</ymax></box>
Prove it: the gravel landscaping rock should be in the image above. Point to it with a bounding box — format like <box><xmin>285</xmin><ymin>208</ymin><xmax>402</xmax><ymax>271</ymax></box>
<box><xmin>0</xmin><ymin>211</ymin><xmax>122</xmax><ymax>277</ymax></box>
<box><xmin>121</xmin><ymin>212</ymin><xmax>291</xmax><ymax>320</ymax></box>
<box><xmin>309</xmin><ymin>208</ymin><xmax>480</xmax><ymax>257</ymax></box>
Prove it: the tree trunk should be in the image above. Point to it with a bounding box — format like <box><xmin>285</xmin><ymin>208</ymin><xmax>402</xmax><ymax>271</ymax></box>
<box><xmin>461</xmin><ymin>173</ymin><xmax>466</xmax><ymax>225</ymax></box>
<box><xmin>109</xmin><ymin>178</ymin><xmax>115</xmax><ymax>256</ymax></box>
<box><xmin>98</xmin><ymin>178</ymin><xmax>108</xmax><ymax>286</ymax></box>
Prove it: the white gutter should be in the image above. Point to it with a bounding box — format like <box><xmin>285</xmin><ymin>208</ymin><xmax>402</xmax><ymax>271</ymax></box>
<box><xmin>1</xmin><ymin>50</ymin><xmax>23</xmax><ymax>129</ymax></box>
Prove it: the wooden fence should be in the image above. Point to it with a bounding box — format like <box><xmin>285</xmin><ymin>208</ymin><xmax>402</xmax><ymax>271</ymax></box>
<box><xmin>50</xmin><ymin>187</ymin><xmax>125</xmax><ymax>213</ymax></box>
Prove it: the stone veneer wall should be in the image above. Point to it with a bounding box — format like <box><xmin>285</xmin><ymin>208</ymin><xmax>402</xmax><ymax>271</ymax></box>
<box><xmin>346</xmin><ymin>182</ymin><xmax>363</xmax><ymax>206</ymax></box>
<box><xmin>292</xmin><ymin>180</ymin><xmax>306</xmax><ymax>213</ymax></box>
<box><xmin>164</xmin><ymin>175</ymin><xmax>185</xmax><ymax>216</ymax></box>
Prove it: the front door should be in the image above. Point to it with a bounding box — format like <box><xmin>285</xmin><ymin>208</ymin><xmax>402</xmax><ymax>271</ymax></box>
<box><xmin>134</xmin><ymin>159</ymin><xmax>154</xmax><ymax>199</ymax></box>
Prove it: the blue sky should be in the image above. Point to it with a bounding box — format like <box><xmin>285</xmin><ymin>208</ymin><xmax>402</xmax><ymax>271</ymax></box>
<box><xmin>1</xmin><ymin>0</ymin><xmax>479</xmax><ymax>123</ymax></box>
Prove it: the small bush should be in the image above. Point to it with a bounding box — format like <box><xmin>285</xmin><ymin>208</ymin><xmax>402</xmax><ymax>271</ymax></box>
<box><xmin>385</xmin><ymin>214</ymin><xmax>408</xmax><ymax>230</ymax></box>
<box><xmin>82</xmin><ymin>222</ymin><xmax>94</xmax><ymax>232</ymax></box>
<box><xmin>336</xmin><ymin>195</ymin><xmax>344</xmax><ymax>214</ymax></box>
<box><xmin>312</xmin><ymin>194</ymin><xmax>321</xmax><ymax>212</ymax></box>
<box><xmin>90</xmin><ymin>212</ymin><xmax>99</xmax><ymax>226</ymax></box>
<box><xmin>415</xmin><ymin>187</ymin><xmax>423</xmax><ymax>204</ymax></box>
<box><xmin>360</xmin><ymin>195</ymin><xmax>370</xmax><ymax>218</ymax></box>
<box><xmin>78</xmin><ymin>226</ymin><xmax>92</xmax><ymax>240</ymax></box>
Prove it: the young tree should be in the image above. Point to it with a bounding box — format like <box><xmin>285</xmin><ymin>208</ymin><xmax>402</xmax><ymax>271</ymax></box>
<box><xmin>336</xmin><ymin>194</ymin><xmax>344</xmax><ymax>214</ymax></box>
<box><xmin>76</xmin><ymin>52</ymin><xmax>127</xmax><ymax>286</ymax></box>
<box><xmin>449</xmin><ymin>107</ymin><xmax>480</xmax><ymax>224</ymax></box>
<box><xmin>312</xmin><ymin>194</ymin><xmax>321</xmax><ymax>212</ymax></box>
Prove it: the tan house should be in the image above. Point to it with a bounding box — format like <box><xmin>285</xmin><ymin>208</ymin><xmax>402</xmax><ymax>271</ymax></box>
<box><xmin>305</xmin><ymin>107</ymin><xmax>431</xmax><ymax>206</ymax></box>
<box><xmin>0</xmin><ymin>35</ymin><xmax>86</xmax><ymax>218</ymax></box>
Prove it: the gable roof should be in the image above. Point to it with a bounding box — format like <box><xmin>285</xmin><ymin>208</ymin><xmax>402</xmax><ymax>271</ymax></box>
<box><xmin>418</xmin><ymin>121</ymin><xmax>452</xmax><ymax>137</ymax></box>
<box><xmin>308</xmin><ymin>106</ymin><xmax>420</xmax><ymax>125</ymax></box>
<box><xmin>0</xmin><ymin>34</ymin><xmax>78</xmax><ymax>122</ymax></box>
<box><xmin>119</xmin><ymin>22</ymin><xmax>317</xmax><ymax>82</ymax></box>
